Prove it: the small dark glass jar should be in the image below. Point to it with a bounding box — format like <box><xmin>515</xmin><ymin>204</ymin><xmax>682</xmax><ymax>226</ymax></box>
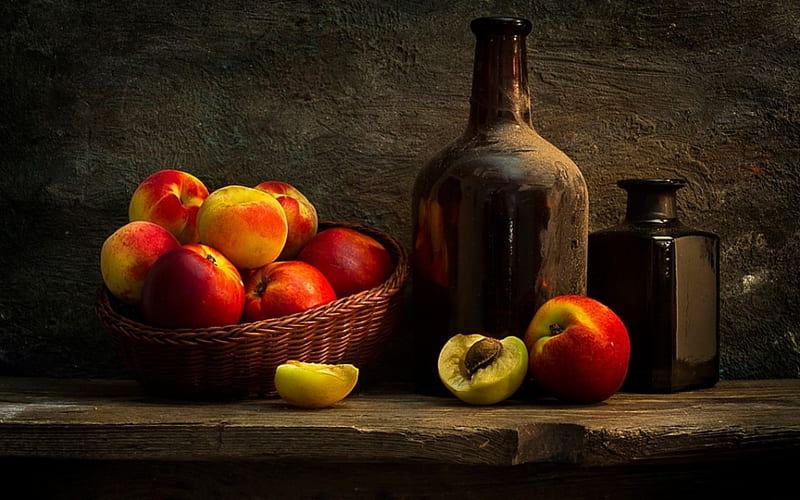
<box><xmin>588</xmin><ymin>179</ymin><xmax>719</xmax><ymax>393</ymax></box>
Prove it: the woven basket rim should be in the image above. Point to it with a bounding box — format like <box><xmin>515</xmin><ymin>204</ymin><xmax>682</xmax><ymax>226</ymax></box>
<box><xmin>95</xmin><ymin>220</ymin><xmax>409</xmax><ymax>341</ymax></box>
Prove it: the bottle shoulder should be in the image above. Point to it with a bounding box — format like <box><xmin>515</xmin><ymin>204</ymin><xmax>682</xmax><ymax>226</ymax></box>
<box><xmin>416</xmin><ymin>123</ymin><xmax>585</xmax><ymax>190</ymax></box>
<box><xmin>460</xmin><ymin>122</ymin><xmax>574</xmax><ymax>159</ymax></box>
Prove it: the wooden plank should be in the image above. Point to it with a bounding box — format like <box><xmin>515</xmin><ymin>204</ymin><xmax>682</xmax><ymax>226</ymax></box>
<box><xmin>1</xmin><ymin>378</ymin><xmax>799</xmax><ymax>466</ymax></box>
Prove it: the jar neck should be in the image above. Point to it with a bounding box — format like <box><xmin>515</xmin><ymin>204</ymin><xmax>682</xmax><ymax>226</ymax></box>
<box><xmin>467</xmin><ymin>17</ymin><xmax>533</xmax><ymax>131</ymax></box>
<box><xmin>619</xmin><ymin>178</ymin><xmax>686</xmax><ymax>223</ymax></box>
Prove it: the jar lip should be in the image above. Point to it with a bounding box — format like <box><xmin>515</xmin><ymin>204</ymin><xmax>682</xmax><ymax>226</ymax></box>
<box><xmin>617</xmin><ymin>178</ymin><xmax>687</xmax><ymax>189</ymax></box>
<box><xmin>471</xmin><ymin>17</ymin><xmax>532</xmax><ymax>36</ymax></box>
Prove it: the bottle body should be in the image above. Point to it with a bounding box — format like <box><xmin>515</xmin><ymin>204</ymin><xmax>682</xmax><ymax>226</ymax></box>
<box><xmin>588</xmin><ymin>179</ymin><xmax>720</xmax><ymax>393</ymax></box>
<box><xmin>411</xmin><ymin>18</ymin><xmax>588</xmax><ymax>394</ymax></box>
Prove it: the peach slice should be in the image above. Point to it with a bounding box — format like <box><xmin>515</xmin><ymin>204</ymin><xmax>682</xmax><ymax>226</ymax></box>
<box><xmin>274</xmin><ymin>360</ymin><xmax>359</xmax><ymax>408</ymax></box>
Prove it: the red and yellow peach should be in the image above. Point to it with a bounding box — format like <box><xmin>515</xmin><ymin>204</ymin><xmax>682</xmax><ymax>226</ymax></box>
<box><xmin>100</xmin><ymin>221</ymin><xmax>182</xmax><ymax>306</ymax></box>
<box><xmin>128</xmin><ymin>169</ymin><xmax>209</xmax><ymax>244</ymax></box>
<box><xmin>524</xmin><ymin>295</ymin><xmax>630</xmax><ymax>404</ymax></box>
<box><xmin>196</xmin><ymin>185</ymin><xmax>288</xmax><ymax>270</ymax></box>
<box><xmin>141</xmin><ymin>244</ymin><xmax>245</xmax><ymax>328</ymax></box>
<box><xmin>243</xmin><ymin>261</ymin><xmax>336</xmax><ymax>321</ymax></box>
<box><xmin>298</xmin><ymin>227</ymin><xmax>393</xmax><ymax>297</ymax></box>
<box><xmin>254</xmin><ymin>181</ymin><xmax>318</xmax><ymax>260</ymax></box>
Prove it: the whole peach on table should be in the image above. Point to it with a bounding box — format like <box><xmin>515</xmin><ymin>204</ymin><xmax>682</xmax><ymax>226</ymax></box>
<box><xmin>99</xmin><ymin>221</ymin><xmax>182</xmax><ymax>306</ymax></box>
<box><xmin>254</xmin><ymin>181</ymin><xmax>318</xmax><ymax>260</ymax></box>
<box><xmin>524</xmin><ymin>295</ymin><xmax>630</xmax><ymax>404</ymax></box>
<box><xmin>244</xmin><ymin>260</ymin><xmax>336</xmax><ymax>321</ymax></box>
<box><xmin>141</xmin><ymin>244</ymin><xmax>245</xmax><ymax>329</ymax></box>
<box><xmin>128</xmin><ymin>169</ymin><xmax>209</xmax><ymax>244</ymax></box>
<box><xmin>195</xmin><ymin>185</ymin><xmax>288</xmax><ymax>270</ymax></box>
<box><xmin>297</xmin><ymin>227</ymin><xmax>393</xmax><ymax>297</ymax></box>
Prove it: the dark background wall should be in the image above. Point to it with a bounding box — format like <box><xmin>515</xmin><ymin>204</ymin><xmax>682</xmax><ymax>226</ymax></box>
<box><xmin>1</xmin><ymin>0</ymin><xmax>798</xmax><ymax>385</ymax></box>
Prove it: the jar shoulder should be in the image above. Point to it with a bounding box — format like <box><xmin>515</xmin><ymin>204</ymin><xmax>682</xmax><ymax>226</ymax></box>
<box><xmin>591</xmin><ymin>221</ymin><xmax>718</xmax><ymax>241</ymax></box>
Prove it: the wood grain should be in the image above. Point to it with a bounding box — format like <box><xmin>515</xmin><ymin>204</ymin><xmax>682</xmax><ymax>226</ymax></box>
<box><xmin>1</xmin><ymin>378</ymin><xmax>798</xmax><ymax>467</ymax></box>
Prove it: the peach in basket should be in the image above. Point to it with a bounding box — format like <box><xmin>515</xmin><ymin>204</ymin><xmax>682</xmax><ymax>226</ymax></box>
<box><xmin>94</xmin><ymin>221</ymin><xmax>409</xmax><ymax>400</ymax></box>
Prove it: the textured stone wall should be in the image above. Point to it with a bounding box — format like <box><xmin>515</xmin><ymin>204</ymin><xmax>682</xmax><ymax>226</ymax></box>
<box><xmin>1</xmin><ymin>0</ymin><xmax>798</xmax><ymax>384</ymax></box>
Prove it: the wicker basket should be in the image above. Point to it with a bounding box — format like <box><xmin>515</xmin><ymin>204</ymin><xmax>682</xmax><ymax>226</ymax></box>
<box><xmin>94</xmin><ymin>221</ymin><xmax>409</xmax><ymax>400</ymax></box>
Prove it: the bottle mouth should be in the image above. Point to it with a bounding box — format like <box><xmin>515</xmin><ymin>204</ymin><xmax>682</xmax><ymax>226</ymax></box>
<box><xmin>471</xmin><ymin>17</ymin><xmax>532</xmax><ymax>37</ymax></box>
<box><xmin>619</xmin><ymin>178</ymin><xmax>685</xmax><ymax>223</ymax></box>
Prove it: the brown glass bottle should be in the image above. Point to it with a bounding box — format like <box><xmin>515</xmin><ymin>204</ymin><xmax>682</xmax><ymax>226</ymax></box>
<box><xmin>411</xmin><ymin>17</ymin><xmax>589</xmax><ymax>395</ymax></box>
<box><xmin>588</xmin><ymin>179</ymin><xmax>719</xmax><ymax>393</ymax></box>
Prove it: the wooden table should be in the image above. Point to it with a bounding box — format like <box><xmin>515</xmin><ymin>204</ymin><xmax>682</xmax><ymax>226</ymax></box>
<box><xmin>1</xmin><ymin>377</ymin><xmax>798</xmax><ymax>499</ymax></box>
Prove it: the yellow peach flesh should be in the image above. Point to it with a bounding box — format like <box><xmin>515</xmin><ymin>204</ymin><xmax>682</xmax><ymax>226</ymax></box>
<box><xmin>438</xmin><ymin>334</ymin><xmax>528</xmax><ymax>405</ymax></box>
<box><xmin>274</xmin><ymin>361</ymin><xmax>359</xmax><ymax>408</ymax></box>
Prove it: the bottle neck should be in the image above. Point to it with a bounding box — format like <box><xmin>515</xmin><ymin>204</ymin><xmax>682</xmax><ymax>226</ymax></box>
<box><xmin>619</xmin><ymin>179</ymin><xmax>686</xmax><ymax>223</ymax></box>
<box><xmin>467</xmin><ymin>17</ymin><xmax>533</xmax><ymax>131</ymax></box>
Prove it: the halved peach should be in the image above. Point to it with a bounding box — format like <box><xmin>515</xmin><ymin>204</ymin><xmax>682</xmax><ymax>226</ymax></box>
<box><xmin>438</xmin><ymin>334</ymin><xmax>528</xmax><ymax>405</ymax></box>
